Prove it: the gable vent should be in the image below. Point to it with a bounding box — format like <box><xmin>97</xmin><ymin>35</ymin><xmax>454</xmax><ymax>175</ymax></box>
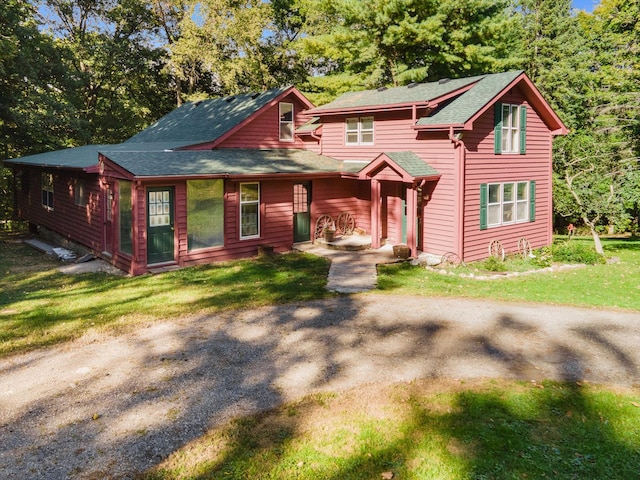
<box><xmin>376</xmin><ymin>86</ymin><xmax>388</xmax><ymax>92</ymax></box>
<box><xmin>438</xmin><ymin>78</ymin><xmax>451</xmax><ymax>84</ymax></box>
<box><xmin>226</xmin><ymin>96</ymin><xmax>236</xmax><ymax>102</ymax></box>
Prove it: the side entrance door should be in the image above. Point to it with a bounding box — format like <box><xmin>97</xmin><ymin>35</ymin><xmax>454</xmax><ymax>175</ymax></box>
<box><xmin>147</xmin><ymin>187</ymin><xmax>175</xmax><ymax>264</ymax></box>
<box><xmin>293</xmin><ymin>182</ymin><xmax>311</xmax><ymax>242</ymax></box>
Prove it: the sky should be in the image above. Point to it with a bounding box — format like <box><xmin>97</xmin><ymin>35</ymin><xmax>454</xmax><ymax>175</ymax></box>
<box><xmin>573</xmin><ymin>0</ymin><xmax>598</xmax><ymax>12</ymax></box>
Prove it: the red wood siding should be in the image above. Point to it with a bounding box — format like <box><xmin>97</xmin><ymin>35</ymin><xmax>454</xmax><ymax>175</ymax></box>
<box><xmin>218</xmin><ymin>94</ymin><xmax>311</xmax><ymax>149</ymax></box>
<box><xmin>462</xmin><ymin>87</ymin><xmax>554</xmax><ymax>261</ymax></box>
<box><xmin>13</xmin><ymin>167</ymin><xmax>104</xmax><ymax>253</ymax></box>
<box><xmin>319</xmin><ymin>111</ymin><xmax>458</xmax><ymax>254</ymax></box>
<box><xmin>310</xmin><ymin>178</ymin><xmax>361</xmax><ymax>233</ymax></box>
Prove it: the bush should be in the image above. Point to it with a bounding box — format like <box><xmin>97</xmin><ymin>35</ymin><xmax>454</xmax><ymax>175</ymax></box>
<box><xmin>552</xmin><ymin>240</ymin><xmax>606</xmax><ymax>265</ymax></box>
<box><xmin>481</xmin><ymin>255</ymin><xmax>508</xmax><ymax>272</ymax></box>
<box><xmin>531</xmin><ymin>246</ymin><xmax>553</xmax><ymax>268</ymax></box>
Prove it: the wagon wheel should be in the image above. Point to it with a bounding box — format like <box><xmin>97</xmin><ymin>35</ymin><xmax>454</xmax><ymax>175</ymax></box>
<box><xmin>441</xmin><ymin>252</ymin><xmax>463</xmax><ymax>268</ymax></box>
<box><xmin>336</xmin><ymin>212</ymin><xmax>355</xmax><ymax>235</ymax></box>
<box><xmin>488</xmin><ymin>240</ymin><xmax>505</xmax><ymax>261</ymax></box>
<box><xmin>314</xmin><ymin>215</ymin><xmax>335</xmax><ymax>239</ymax></box>
<box><xmin>517</xmin><ymin>237</ymin><xmax>532</xmax><ymax>258</ymax></box>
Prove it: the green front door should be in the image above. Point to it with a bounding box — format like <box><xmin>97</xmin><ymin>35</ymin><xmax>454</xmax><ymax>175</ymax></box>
<box><xmin>147</xmin><ymin>187</ymin><xmax>174</xmax><ymax>264</ymax></box>
<box><xmin>293</xmin><ymin>182</ymin><xmax>311</xmax><ymax>242</ymax></box>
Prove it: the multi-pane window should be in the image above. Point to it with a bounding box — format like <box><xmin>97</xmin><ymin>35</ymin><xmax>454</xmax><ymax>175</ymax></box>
<box><xmin>495</xmin><ymin>103</ymin><xmax>526</xmax><ymax>154</ymax></box>
<box><xmin>240</xmin><ymin>182</ymin><xmax>260</xmax><ymax>239</ymax></box>
<box><xmin>279</xmin><ymin>102</ymin><xmax>294</xmax><ymax>141</ymax></box>
<box><xmin>187</xmin><ymin>179</ymin><xmax>224</xmax><ymax>250</ymax></box>
<box><xmin>119</xmin><ymin>181</ymin><xmax>132</xmax><ymax>255</ymax></box>
<box><xmin>41</xmin><ymin>173</ymin><xmax>54</xmax><ymax>210</ymax></box>
<box><xmin>483</xmin><ymin>181</ymin><xmax>532</xmax><ymax>228</ymax></box>
<box><xmin>345</xmin><ymin>116</ymin><xmax>374</xmax><ymax>145</ymax></box>
<box><xmin>75</xmin><ymin>179</ymin><xmax>86</xmax><ymax>207</ymax></box>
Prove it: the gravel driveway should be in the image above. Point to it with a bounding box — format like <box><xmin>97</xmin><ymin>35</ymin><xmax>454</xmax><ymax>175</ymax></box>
<box><xmin>1</xmin><ymin>294</ymin><xmax>639</xmax><ymax>479</ymax></box>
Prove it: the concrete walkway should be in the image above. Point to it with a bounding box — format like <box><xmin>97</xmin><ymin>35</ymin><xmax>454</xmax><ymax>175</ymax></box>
<box><xmin>295</xmin><ymin>243</ymin><xmax>402</xmax><ymax>293</ymax></box>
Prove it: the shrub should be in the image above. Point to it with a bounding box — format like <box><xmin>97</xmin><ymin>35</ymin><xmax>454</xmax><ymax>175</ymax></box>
<box><xmin>552</xmin><ymin>240</ymin><xmax>606</xmax><ymax>265</ymax></box>
<box><xmin>531</xmin><ymin>246</ymin><xmax>553</xmax><ymax>268</ymax></box>
<box><xmin>481</xmin><ymin>255</ymin><xmax>508</xmax><ymax>272</ymax></box>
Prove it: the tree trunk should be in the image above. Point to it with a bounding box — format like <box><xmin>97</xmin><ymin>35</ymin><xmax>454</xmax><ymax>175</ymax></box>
<box><xmin>584</xmin><ymin>218</ymin><xmax>604</xmax><ymax>254</ymax></box>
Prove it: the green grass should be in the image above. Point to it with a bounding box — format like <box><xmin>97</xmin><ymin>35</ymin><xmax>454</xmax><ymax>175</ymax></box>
<box><xmin>377</xmin><ymin>236</ymin><xmax>640</xmax><ymax>311</ymax></box>
<box><xmin>144</xmin><ymin>379</ymin><xmax>640</xmax><ymax>479</ymax></box>
<box><xmin>0</xmin><ymin>236</ymin><xmax>331</xmax><ymax>357</ymax></box>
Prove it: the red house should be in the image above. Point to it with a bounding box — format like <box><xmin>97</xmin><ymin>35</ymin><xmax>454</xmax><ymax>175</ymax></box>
<box><xmin>4</xmin><ymin>71</ymin><xmax>567</xmax><ymax>275</ymax></box>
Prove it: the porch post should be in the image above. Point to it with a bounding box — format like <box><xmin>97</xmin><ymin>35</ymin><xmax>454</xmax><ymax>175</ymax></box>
<box><xmin>371</xmin><ymin>179</ymin><xmax>381</xmax><ymax>249</ymax></box>
<box><xmin>406</xmin><ymin>185</ymin><xmax>418</xmax><ymax>257</ymax></box>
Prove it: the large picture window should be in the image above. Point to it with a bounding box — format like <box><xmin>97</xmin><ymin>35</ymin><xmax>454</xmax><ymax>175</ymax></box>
<box><xmin>345</xmin><ymin>116</ymin><xmax>374</xmax><ymax>145</ymax></box>
<box><xmin>119</xmin><ymin>181</ymin><xmax>132</xmax><ymax>255</ymax></box>
<box><xmin>187</xmin><ymin>179</ymin><xmax>224</xmax><ymax>250</ymax></box>
<box><xmin>41</xmin><ymin>173</ymin><xmax>54</xmax><ymax>210</ymax></box>
<box><xmin>480</xmin><ymin>181</ymin><xmax>535</xmax><ymax>229</ymax></box>
<box><xmin>279</xmin><ymin>102</ymin><xmax>294</xmax><ymax>141</ymax></box>
<box><xmin>494</xmin><ymin>103</ymin><xmax>526</xmax><ymax>154</ymax></box>
<box><xmin>240</xmin><ymin>183</ymin><xmax>260</xmax><ymax>239</ymax></box>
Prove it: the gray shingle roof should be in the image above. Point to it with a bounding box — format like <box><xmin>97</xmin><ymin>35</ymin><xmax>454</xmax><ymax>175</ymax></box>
<box><xmin>124</xmin><ymin>86</ymin><xmax>293</xmax><ymax>148</ymax></box>
<box><xmin>101</xmin><ymin>149</ymin><xmax>345</xmax><ymax>177</ymax></box>
<box><xmin>384</xmin><ymin>152</ymin><xmax>439</xmax><ymax>177</ymax></box>
<box><xmin>416</xmin><ymin>70</ymin><xmax>523</xmax><ymax>127</ymax></box>
<box><xmin>312</xmin><ymin>76</ymin><xmax>483</xmax><ymax>112</ymax></box>
<box><xmin>3</xmin><ymin>145</ymin><xmax>110</xmax><ymax>169</ymax></box>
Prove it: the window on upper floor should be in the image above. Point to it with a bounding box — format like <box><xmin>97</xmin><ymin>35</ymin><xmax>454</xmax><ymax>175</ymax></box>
<box><xmin>494</xmin><ymin>103</ymin><xmax>526</xmax><ymax>154</ymax></box>
<box><xmin>279</xmin><ymin>102</ymin><xmax>294</xmax><ymax>141</ymax></box>
<box><xmin>480</xmin><ymin>181</ymin><xmax>536</xmax><ymax>229</ymax></box>
<box><xmin>345</xmin><ymin>116</ymin><xmax>374</xmax><ymax>145</ymax></box>
<box><xmin>41</xmin><ymin>173</ymin><xmax>54</xmax><ymax>211</ymax></box>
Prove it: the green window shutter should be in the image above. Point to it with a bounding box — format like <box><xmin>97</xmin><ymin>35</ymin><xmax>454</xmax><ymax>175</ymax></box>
<box><xmin>529</xmin><ymin>180</ymin><xmax>536</xmax><ymax>222</ymax></box>
<box><xmin>480</xmin><ymin>183</ymin><xmax>488</xmax><ymax>230</ymax></box>
<box><xmin>519</xmin><ymin>106</ymin><xmax>527</xmax><ymax>154</ymax></box>
<box><xmin>494</xmin><ymin>103</ymin><xmax>502</xmax><ymax>154</ymax></box>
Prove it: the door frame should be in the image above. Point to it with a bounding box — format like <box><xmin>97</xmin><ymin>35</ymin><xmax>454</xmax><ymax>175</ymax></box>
<box><xmin>293</xmin><ymin>181</ymin><xmax>312</xmax><ymax>243</ymax></box>
<box><xmin>146</xmin><ymin>186</ymin><xmax>175</xmax><ymax>265</ymax></box>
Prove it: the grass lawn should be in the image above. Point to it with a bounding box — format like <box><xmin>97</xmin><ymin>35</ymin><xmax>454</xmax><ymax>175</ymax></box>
<box><xmin>378</xmin><ymin>236</ymin><xmax>640</xmax><ymax>311</ymax></box>
<box><xmin>145</xmin><ymin>378</ymin><xmax>640</xmax><ymax>480</ymax></box>
<box><xmin>0</xmin><ymin>232</ymin><xmax>331</xmax><ymax>357</ymax></box>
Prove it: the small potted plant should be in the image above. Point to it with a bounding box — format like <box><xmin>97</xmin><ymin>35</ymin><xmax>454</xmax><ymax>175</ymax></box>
<box><xmin>323</xmin><ymin>226</ymin><xmax>336</xmax><ymax>242</ymax></box>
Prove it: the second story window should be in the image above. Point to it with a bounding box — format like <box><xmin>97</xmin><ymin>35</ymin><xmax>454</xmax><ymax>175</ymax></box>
<box><xmin>279</xmin><ymin>102</ymin><xmax>294</xmax><ymax>141</ymax></box>
<box><xmin>346</xmin><ymin>116</ymin><xmax>374</xmax><ymax>145</ymax></box>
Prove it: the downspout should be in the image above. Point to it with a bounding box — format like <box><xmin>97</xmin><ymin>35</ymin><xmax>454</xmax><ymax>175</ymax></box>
<box><xmin>449</xmin><ymin>127</ymin><xmax>466</xmax><ymax>260</ymax></box>
<box><xmin>311</xmin><ymin>131</ymin><xmax>323</xmax><ymax>155</ymax></box>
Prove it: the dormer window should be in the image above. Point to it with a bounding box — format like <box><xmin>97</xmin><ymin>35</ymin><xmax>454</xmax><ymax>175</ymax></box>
<box><xmin>346</xmin><ymin>116</ymin><xmax>374</xmax><ymax>145</ymax></box>
<box><xmin>279</xmin><ymin>102</ymin><xmax>294</xmax><ymax>141</ymax></box>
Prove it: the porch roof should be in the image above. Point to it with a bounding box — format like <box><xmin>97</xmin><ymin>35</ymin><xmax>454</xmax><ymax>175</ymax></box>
<box><xmin>358</xmin><ymin>151</ymin><xmax>440</xmax><ymax>182</ymax></box>
<box><xmin>101</xmin><ymin>148</ymin><xmax>346</xmax><ymax>178</ymax></box>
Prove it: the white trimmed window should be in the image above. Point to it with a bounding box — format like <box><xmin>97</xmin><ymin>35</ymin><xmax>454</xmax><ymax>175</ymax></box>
<box><xmin>279</xmin><ymin>102</ymin><xmax>294</xmax><ymax>141</ymax></box>
<box><xmin>345</xmin><ymin>116</ymin><xmax>374</xmax><ymax>145</ymax></box>
<box><xmin>240</xmin><ymin>182</ymin><xmax>260</xmax><ymax>239</ymax></box>
<box><xmin>494</xmin><ymin>103</ymin><xmax>526</xmax><ymax>154</ymax></box>
<box><xmin>41</xmin><ymin>173</ymin><xmax>54</xmax><ymax>211</ymax></box>
<box><xmin>480</xmin><ymin>181</ymin><xmax>535</xmax><ymax>229</ymax></box>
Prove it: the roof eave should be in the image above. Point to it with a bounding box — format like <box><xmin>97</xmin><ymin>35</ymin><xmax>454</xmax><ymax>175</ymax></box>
<box><xmin>413</xmin><ymin>123</ymin><xmax>465</xmax><ymax>131</ymax></box>
<box><xmin>309</xmin><ymin>101</ymin><xmax>430</xmax><ymax>116</ymax></box>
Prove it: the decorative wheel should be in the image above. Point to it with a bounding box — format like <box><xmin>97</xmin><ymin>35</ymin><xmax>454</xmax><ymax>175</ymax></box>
<box><xmin>488</xmin><ymin>240</ymin><xmax>505</xmax><ymax>261</ymax></box>
<box><xmin>314</xmin><ymin>215</ymin><xmax>335</xmax><ymax>239</ymax></box>
<box><xmin>441</xmin><ymin>252</ymin><xmax>462</xmax><ymax>268</ymax></box>
<box><xmin>517</xmin><ymin>238</ymin><xmax>532</xmax><ymax>258</ymax></box>
<box><xmin>336</xmin><ymin>212</ymin><xmax>355</xmax><ymax>235</ymax></box>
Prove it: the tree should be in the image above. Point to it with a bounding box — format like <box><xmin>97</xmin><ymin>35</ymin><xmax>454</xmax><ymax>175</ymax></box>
<box><xmin>38</xmin><ymin>0</ymin><xmax>174</xmax><ymax>143</ymax></box>
<box><xmin>297</xmin><ymin>0</ymin><xmax>520</xmax><ymax>94</ymax></box>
